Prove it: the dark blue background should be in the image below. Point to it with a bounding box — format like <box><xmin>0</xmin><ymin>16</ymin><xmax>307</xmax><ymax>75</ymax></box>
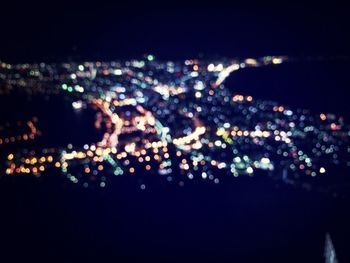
<box><xmin>1</xmin><ymin>2</ymin><xmax>350</xmax><ymax>262</ymax></box>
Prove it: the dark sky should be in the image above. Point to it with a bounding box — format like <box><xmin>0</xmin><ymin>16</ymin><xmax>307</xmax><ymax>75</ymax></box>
<box><xmin>1</xmin><ymin>1</ymin><xmax>350</xmax><ymax>62</ymax></box>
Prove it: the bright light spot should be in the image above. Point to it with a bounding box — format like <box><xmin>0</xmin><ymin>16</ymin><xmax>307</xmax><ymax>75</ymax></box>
<box><xmin>72</xmin><ymin>101</ymin><xmax>83</xmax><ymax>110</ymax></box>
<box><xmin>74</xmin><ymin>85</ymin><xmax>84</xmax><ymax>93</ymax></box>
<box><xmin>207</xmin><ymin>64</ymin><xmax>215</xmax><ymax>72</ymax></box>
<box><xmin>7</xmin><ymin>154</ymin><xmax>14</xmax><ymax>161</ymax></box>
<box><xmin>319</xmin><ymin>167</ymin><xmax>326</xmax><ymax>174</ymax></box>
<box><xmin>272</xmin><ymin>57</ymin><xmax>283</xmax><ymax>64</ymax></box>
<box><xmin>261</xmin><ymin>157</ymin><xmax>270</xmax><ymax>164</ymax></box>
<box><xmin>113</xmin><ymin>69</ymin><xmax>122</xmax><ymax>75</ymax></box>
<box><xmin>245</xmin><ymin>58</ymin><xmax>257</xmax><ymax>66</ymax></box>
<box><xmin>216</xmin><ymin>64</ymin><xmax>224</xmax><ymax>71</ymax></box>
<box><xmin>214</xmin><ymin>140</ymin><xmax>222</xmax><ymax>147</ymax></box>
<box><xmin>246</xmin><ymin>167</ymin><xmax>254</xmax><ymax>174</ymax></box>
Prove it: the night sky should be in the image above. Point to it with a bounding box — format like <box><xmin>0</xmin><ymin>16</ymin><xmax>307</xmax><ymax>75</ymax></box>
<box><xmin>1</xmin><ymin>2</ymin><xmax>350</xmax><ymax>62</ymax></box>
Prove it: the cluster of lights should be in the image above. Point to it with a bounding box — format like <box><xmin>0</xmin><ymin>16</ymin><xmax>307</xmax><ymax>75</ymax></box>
<box><xmin>1</xmin><ymin>55</ymin><xmax>349</xmax><ymax>192</ymax></box>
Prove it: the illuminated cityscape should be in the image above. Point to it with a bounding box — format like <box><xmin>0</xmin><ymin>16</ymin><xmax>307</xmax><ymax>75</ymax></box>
<box><xmin>1</xmin><ymin>2</ymin><xmax>350</xmax><ymax>261</ymax></box>
<box><xmin>1</xmin><ymin>55</ymin><xmax>349</xmax><ymax>194</ymax></box>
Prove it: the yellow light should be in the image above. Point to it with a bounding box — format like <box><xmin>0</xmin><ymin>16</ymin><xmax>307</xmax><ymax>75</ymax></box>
<box><xmin>62</xmin><ymin>162</ymin><xmax>68</xmax><ymax>169</ymax></box>
<box><xmin>272</xmin><ymin>57</ymin><xmax>283</xmax><ymax>64</ymax></box>
<box><xmin>245</xmin><ymin>58</ymin><xmax>257</xmax><ymax>66</ymax></box>
<box><xmin>195</xmin><ymin>91</ymin><xmax>202</xmax><ymax>98</ymax></box>
<box><xmin>207</xmin><ymin>64</ymin><xmax>215</xmax><ymax>72</ymax></box>
<box><xmin>7</xmin><ymin>154</ymin><xmax>14</xmax><ymax>161</ymax></box>
<box><xmin>96</xmin><ymin>148</ymin><xmax>103</xmax><ymax>156</ymax></box>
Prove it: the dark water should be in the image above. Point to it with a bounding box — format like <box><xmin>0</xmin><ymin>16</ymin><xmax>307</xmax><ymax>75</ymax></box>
<box><xmin>0</xmin><ymin>92</ymin><xmax>103</xmax><ymax>148</ymax></box>
<box><xmin>0</xmin><ymin>174</ymin><xmax>337</xmax><ymax>263</ymax></box>
<box><xmin>1</xmin><ymin>60</ymin><xmax>350</xmax><ymax>262</ymax></box>
<box><xmin>227</xmin><ymin>59</ymin><xmax>350</xmax><ymax>120</ymax></box>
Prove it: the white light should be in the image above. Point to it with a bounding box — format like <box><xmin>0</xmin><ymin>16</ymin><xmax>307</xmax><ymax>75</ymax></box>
<box><xmin>234</xmin><ymin>157</ymin><xmax>241</xmax><ymax>163</ymax></box>
<box><xmin>113</xmin><ymin>69</ymin><xmax>123</xmax><ymax>75</ymax></box>
<box><xmin>194</xmin><ymin>81</ymin><xmax>205</xmax><ymax>90</ymax></box>
<box><xmin>284</xmin><ymin>110</ymin><xmax>293</xmax><ymax>116</ymax></box>
<box><xmin>162</xmin><ymin>127</ymin><xmax>170</xmax><ymax>133</ymax></box>
<box><xmin>261</xmin><ymin>157</ymin><xmax>270</xmax><ymax>164</ymax></box>
<box><xmin>214</xmin><ymin>140</ymin><xmax>222</xmax><ymax>147</ymax></box>
<box><xmin>216</xmin><ymin>64</ymin><xmax>224</xmax><ymax>71</ymax></box>
<box><xmin>319</xmin><ymin>167</ymin><xmax>326</xmax><ymax>174</ymax></box>
<box><xmin>246</xmin><ymin>167</ymin><xmax>254</xmax><ymax>174</ymax></box>
<box><xmin>72</xmin><ymin>101</ymin><xmax>83</xmax><ymax>110</ymax></box>
<box><xmin>190</xmin><ymin>72</ymin><xmax>199</xmax><ymax>77</ymax></box>
<box><xmin>223</xmin><ymin>123</ymin><xmax>230</xmax><ymax>129</ymax></box>
<box><xmin>207</xmin><ymin>64</ymin><xmax>215</xmax><ymax>72</ymax></box>
<box><xmin>218</xmin><ymin>162</ymin><xmax>226</xmax><ymax>169</ymax></box>
<box><xmin>74</xmin><ymin>85</ymin><xmax>84</xmax><ymax>93</ymax></box>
